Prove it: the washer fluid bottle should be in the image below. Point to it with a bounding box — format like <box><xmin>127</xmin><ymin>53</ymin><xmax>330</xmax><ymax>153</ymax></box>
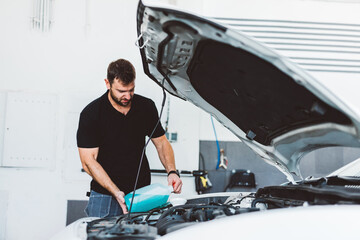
<box><xmin>124</xmin><ymin>183</ymin><xmax>173</xmax><ymax>212</ymax></box>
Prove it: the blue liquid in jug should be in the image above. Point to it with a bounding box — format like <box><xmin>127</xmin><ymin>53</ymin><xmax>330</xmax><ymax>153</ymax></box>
<box><xmin>126</xmin><ymin>194</ymin><xmax>169</xmax><ymax>212</ymax></box>
<box><xmin>124</xmin><ymin>183</ymin><xmax>172</xmax><ymax>212</ymax></box>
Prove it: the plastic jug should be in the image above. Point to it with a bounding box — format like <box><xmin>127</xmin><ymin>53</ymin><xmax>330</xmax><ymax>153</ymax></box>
<box><xmin>124</xmin><ymin>183</ymin><xmax>173</xmax><ymax>212</ymax></box>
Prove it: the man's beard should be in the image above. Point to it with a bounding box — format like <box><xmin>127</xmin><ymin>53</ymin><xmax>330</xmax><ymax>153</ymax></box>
<box><xmin>110</xmin><ymin>89</ymin><xmax>133</xmax><ymax>107</ymax></box>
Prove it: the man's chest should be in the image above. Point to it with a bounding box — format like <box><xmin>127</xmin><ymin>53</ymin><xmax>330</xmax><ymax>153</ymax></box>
<box><xmin>99</xmin><ymin>111</ymin><xmax>149</xmax><ymax>142</ymax></box>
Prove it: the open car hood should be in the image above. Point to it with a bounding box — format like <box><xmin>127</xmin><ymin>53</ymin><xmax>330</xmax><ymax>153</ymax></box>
<box><xmin>136</xmin><ymin>0</ymin><xmax>360</xmax><ymax>181</ymax></box>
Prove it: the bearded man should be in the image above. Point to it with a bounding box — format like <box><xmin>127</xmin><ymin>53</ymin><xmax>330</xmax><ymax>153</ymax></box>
<box><xmin>77</xmin><ymin>59</ymin><xmax>182</xmax><ymax>217</ymax></box>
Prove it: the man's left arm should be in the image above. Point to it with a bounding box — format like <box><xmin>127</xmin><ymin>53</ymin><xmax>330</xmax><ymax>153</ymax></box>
<box><xmin>151</xmin><ymin>135</ymin><xmax>182</xmax><ymax>193</ymax></box>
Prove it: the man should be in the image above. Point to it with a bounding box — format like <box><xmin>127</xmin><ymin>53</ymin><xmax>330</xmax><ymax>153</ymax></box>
<box><xmin>77</xmin><ymin>58</ymin><xmax>182</xmax><ymax>217</ymax></box>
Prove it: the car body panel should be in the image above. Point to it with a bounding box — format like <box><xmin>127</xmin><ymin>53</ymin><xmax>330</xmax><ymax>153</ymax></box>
<box><xmin>137</xmin><ymin>0</ymin><xmax>360</xmax><ymax>181</ymax></box>
<box><xmin>50</xmin><ymin>217</ymin><xmax>98</xmax><ymax>240</ymax></box>
<box><xmin>159</xmin><ymin>205</ymin><xmax>360</xmax><ymax>240</ymax></box>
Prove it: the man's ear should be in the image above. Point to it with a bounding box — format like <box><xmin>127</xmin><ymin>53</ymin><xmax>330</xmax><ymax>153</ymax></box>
<box><xmin>104</xmin><ymin>79</ymin><xmax>111</xmax><ymax>90</ymax></box>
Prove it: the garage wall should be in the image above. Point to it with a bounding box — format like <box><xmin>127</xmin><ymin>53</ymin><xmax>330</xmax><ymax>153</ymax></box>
<box><xmin>0</xmin><ymin>0</ymin><xmax>201</xmax><ymax>239</ymax></box>
<box><xmin>199</xmin><ymin>141</ymin><xmax>360</xmax><ymax>193</ymax></box>
<box><xmin>0</xmin><ymin>191</ymin><xmax>9</xmax><ymax>240</ymax></box>
<box><xmin>199</xmin><ymin>140</ymin><xmax>288</xmax><ymax>192</ymax></box>
<box><xmin>0</xmin><ymin>1</ymin><xmax>189</xmax><ymax>239</ymax></box>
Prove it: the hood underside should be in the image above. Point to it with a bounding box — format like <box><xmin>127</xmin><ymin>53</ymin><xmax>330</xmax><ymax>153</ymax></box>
<box><xmin>136</xmin><ymin>0</ymin><xmax>360</xmax><ymax>181</ymax></box>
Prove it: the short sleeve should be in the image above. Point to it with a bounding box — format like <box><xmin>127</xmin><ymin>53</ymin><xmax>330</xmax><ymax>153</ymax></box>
<box><xmin>76</xmin><ymin>109</ymin><xmax>100</xmax><ymax>148</ymax></box>
<box><xmin>147</xmin><ymin>101</ymin><xmax>165</xmax><ymax>138</ymax></box>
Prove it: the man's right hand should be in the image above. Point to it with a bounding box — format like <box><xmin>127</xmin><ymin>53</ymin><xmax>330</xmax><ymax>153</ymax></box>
<box><xmin>115</xmin><ymin>191</ymin><xmax>128</xmax><ymax>214</ymax></box>
<box><xmin>78</xmin><ymin>147</ymin><xmax>129</xmax><ymax>215</ymax></box>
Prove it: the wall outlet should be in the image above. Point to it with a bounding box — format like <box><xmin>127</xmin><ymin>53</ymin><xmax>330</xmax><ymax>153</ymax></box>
<box><xmin>165</xmin><ymin>132</ymin><xmax>178</xmax><ymax>142</ymax></box>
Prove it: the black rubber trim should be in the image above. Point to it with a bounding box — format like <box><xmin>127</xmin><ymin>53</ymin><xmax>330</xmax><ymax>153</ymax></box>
<box><xmin>136</xmin><ymin>1</ymin><xmax>181</xmax><ymax>99</ymax></box>
<box><xmin>137</xmin><ymin>0</ymin><xmax>227</xmax><ymax>100</ymax></box>
<box><xmin>155</xmin><ymin>20</ymin><xmax>198</xmax><ymax>94</ymax></box>
<box><xmin>256</xmin><ymin>184</ymin><xmax>360</xmax><ymax>203</ymax></box>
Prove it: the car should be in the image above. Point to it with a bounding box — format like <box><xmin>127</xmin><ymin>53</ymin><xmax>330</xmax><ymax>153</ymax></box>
<box><xmin>51</xmin><ymin>0</ymin><xmax>360</xmax><ymax>239</ymax></box>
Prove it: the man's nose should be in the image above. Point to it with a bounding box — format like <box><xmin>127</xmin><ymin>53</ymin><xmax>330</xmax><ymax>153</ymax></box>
<box><xmin>124</xmin><ymin>92</ymin><xmax>131</xmax><ymax>98</ymax></box>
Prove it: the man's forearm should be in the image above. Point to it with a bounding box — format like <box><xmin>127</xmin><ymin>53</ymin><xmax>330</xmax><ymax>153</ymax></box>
<box><xmin>152</xmin><ymin>135</ymin><xmax>182</xmax><ymax>193</ymax></box>
<box><xmin>158</xmin><ymin>140</ymin><xmax>176</xmax><ymax>172</ymax></box>
<box><xmin>84</xmin><ymin>158</ymin><xmax>121</xmax><ymax>196</ymax></box>
<box><xmin>81</xmin><ymin>155</ymin><xmax>128</xmax><ymax>213</ymax></box>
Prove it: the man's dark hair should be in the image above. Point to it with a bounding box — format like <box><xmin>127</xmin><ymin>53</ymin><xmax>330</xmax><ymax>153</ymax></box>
<box><xmin>107</xmin><ymin>59</ymin><xmax>136</xmax><ymax>85</ymax></box>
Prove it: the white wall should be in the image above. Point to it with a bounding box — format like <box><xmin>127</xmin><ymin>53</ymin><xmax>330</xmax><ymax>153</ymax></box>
<box><xmin>0</xmin><ymin>1</ymin><xmax>192</xmax><ymax>239</ymax></box>
<box><xmin>0</xmin><ymin>0</ymin><xmax>359</xmax><ymax>239</ymax></box>
<box><xmin>203</xmin><ymin>0</ymin><xmax>360</xmax><ymax>22</ymax></box>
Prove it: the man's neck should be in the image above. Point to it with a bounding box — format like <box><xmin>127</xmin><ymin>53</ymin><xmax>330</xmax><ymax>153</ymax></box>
<box><xmin>107</xmin><ymin>92</ymin><xmax>132</xmax><ymax>115</ymax></box>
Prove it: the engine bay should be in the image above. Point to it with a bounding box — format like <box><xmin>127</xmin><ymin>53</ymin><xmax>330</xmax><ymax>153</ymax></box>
<box><xmin>85</xmin><ymin>176</ymin><xmax>360</xmax><ymax>240</ymax></box>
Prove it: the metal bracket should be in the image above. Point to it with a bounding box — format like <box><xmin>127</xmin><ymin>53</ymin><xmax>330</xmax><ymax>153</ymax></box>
<box><xmin>135</xmin><ymin>33</ymin><xmax>149</xmax><ymax>49</ymax></box>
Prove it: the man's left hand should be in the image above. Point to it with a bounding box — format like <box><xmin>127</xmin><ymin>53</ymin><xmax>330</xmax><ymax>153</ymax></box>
<box><xmin>168</xmin><ymin>173</ymin><xmax>182</xmax><ymax>193</ymax></box>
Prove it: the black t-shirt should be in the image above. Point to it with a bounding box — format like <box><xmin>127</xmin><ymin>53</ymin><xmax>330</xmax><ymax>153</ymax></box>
<box><xmin>77</xmin><ymin>91</ymin><xmax>165</xmax><ymax>195</ymax></box>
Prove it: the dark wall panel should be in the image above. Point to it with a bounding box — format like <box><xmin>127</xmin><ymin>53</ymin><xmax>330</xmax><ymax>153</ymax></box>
<box><xmin>199</xmin><ymin>140</ymin><xmax>360</xmax><ymax>193</ymax></box>
<box><xmin>66</xmin><ymin>200</ymin><xmax>88</xmax><ymax>226</ymax></box>
<box><xmin>199</xmin><ymin>140</ymin><xmax>287</xmax><ymax>193</ymax></box>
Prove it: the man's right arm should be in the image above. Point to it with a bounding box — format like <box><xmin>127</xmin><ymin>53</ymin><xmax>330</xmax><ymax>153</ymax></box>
<box><xmin>78</xmin><ymin>147</ymin><xmax>128</xmax><ymax>214</ymax></box>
